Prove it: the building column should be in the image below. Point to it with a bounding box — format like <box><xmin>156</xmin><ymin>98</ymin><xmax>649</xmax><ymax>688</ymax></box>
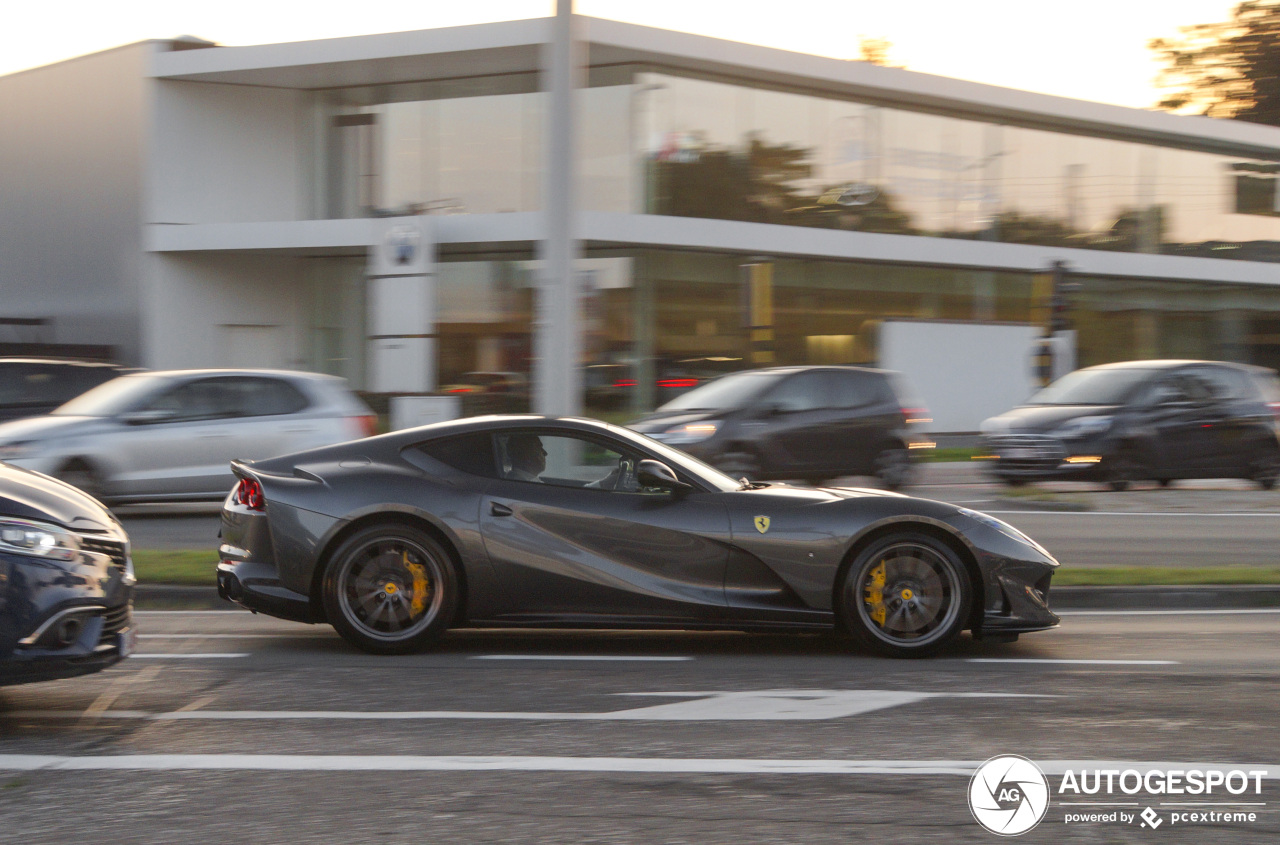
<box><xmin>534</xmin><ymin>0</ymin><xmax>583</xmax><ymax>416</ymax></box>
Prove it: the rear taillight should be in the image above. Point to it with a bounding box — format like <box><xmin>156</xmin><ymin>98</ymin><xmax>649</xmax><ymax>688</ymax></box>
<box><xmin>903</xmin><ymin>407</ymin><xmax>932</xmax><ymax>425</ymax></box>
<box><xmin>351</xmin><ymin>415</ymin><xmax>378</xmax><ymax>438</ymax></box>
<box><xmin>232</xmin><ymin>478</ymin><xmax>265</xmax><ymax>512</ymax></box>
<box><xmin>1269</xmin><ymin>402</ymin><xmax>1280</xmax><ymax>423</ymax></box>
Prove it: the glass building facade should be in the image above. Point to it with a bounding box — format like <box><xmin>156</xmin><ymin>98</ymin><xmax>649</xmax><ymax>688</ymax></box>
<box><xmin>310</xmin><ymin>62</ymin><xmax>1280</xmax><ymax>417</ymax></box>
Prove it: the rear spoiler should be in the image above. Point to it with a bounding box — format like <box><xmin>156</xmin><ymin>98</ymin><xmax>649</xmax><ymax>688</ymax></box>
<box><xmin>230</xmin><ymin>459</ymin><xmax>323</xmax><ymax>485</ymax></box>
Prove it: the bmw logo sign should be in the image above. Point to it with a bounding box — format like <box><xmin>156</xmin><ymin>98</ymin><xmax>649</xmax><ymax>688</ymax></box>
<box><xmin>386</xmin><ymin>225</ymin><xmax>420</xmax><ymax>266</ymax></box>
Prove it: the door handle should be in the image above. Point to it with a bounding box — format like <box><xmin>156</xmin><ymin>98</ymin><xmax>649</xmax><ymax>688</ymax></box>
<box><xmin>490</xmin><ymin>502</ymin><xmax>513</xmax><ymax>517</ymax></box>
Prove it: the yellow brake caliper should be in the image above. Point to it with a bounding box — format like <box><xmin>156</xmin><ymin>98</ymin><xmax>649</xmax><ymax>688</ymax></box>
<box><xmin>403</xmin><ymin>551</ymin><xmax>431</xmax><ymax>617</ymax></box>
<box><xmin>864</xmin><ymin>561</ymin><xmax>886</xmax><ymax>626</ymax></box>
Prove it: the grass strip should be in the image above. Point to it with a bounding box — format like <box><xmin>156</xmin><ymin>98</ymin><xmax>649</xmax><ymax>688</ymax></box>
<box><xmin>131</xmin><ymin>550</ymin><xmax>1280</xmax><ymax>588</ymax></box>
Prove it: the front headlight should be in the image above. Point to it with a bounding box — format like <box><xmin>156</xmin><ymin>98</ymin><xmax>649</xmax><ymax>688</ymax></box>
<box><xmin>0</xmin><ymin>441</ymin><xmax>35</xmax><ymax>461</ymax></box>
<box><xmin>0</xmin><ymin>518</ymin><xmax>80</xmax><ymax>561</ymax></box>
<box><xmin>957</xmin><ymin>507</ymin><xmax>1051</xmax><ymax>557</ymax></box>
<box><xmin>655</xmin><ymin>421</ymin><xmax>721</xmax><ymax>445</ymax></box>
<box><xmin>1050</xmin><ymin>415</ymin><xmax>1113</xmax><ymax>440</ymax></box>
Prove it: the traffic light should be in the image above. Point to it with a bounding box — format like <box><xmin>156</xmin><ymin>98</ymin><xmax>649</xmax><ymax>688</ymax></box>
<box><xmin>1049</xmin><ymin>260</ymin><xmax>1072</xmax><ymax>333</ymax></box>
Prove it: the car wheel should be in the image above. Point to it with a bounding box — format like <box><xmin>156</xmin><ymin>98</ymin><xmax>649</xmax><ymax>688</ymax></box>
<box><xmin>1105</xmin><ymin>450</ymin><xmax>1145</xmax><ymax>492</ymax></box>
<box><xmin>717</xmin><ymin>449</ymin><xmax>762</xmax><ymax>481</ymax></box>
<box><xmin>838</xmin><ymin>532</ymin><xmax>972</xmax><ymax>658</ymax></box>
<box><xmin>56</xmin><ymin>460</ymin><xmax>105</xmax><ymax>501</ymax></box>
<box><xmin>322</xmin><ymin>524</ymin><xmax>459</xmax><ymax>655</ymax></box>
<box><xmin>1250</xmin><ymin>447</ymin><xmax>1280</xmax><ymax>490</ymax></box>
<box><xmin>872</xmin><ymin>445</ymin><xmax>913</xmax><ymax>490</ymax></box>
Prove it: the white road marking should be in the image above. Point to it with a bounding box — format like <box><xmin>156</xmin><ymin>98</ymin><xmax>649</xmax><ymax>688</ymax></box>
<box><xmin>966</xmin><ymin>658</ymin><xmax>1177</xmax><ymax>665</ymax></box>
<box><xmin>0</xmin><ymin>756</ymin><xmax>1273</xmax><ymax>776</ymax></box>
<box><xmin>130</xmin><ymin>653</ymin><xmax>249</xmax><ymax>659</ymax></box>
<box><xmin>473</xmin><ymin>655</ymin><xmax>691</xmax><ymax>662</ymax></box>
<box><xmin>133</xmin><ymin>610</ymin><xmax>246</xmax><ymax>615</ymax></box>
<box><xmin>1057</xmin><ymin>609</ymin><xmax>1280</xmax><ymax>616</ymax></box>
<box><xmin>138</xmin><ymin>634</ymin><xmax>332</xmax><ymax>639</ymax></box>
<box><xmin>0</xmin><ymin>689</ymin><xmax>1048</xmax><ymax>723</ymax></box>
<box><xmin>984</xmin><ymin>511</ymin><xmax>1280</xmax><ymax>517</ymax></box>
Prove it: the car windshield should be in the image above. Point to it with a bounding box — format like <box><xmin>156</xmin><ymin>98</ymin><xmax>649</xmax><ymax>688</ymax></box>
<box><xmin>52</xmin><ymin>374</ymin><xmax>166</xmax><ymax>416</ymax></box>
<box><xmin>603</xmin><ymin>423</ymin><xmax>742</xmax><ymax>492</ymax></box>
<box><xmin>658</xmin><ymin>370</ymin><xmax>783</xmax><ymax>412</ymax></box>
<box><xmin>1027</xmin><ymin>367</ymin><xmax>1155</xmax><ymax>406</ymax></box>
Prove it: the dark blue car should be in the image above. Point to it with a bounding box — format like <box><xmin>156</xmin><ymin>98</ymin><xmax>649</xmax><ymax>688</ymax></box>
<box><xmin>0</xmin><ymin>461</ymin><xmax>134</xmax><ymax>685</ymax></box>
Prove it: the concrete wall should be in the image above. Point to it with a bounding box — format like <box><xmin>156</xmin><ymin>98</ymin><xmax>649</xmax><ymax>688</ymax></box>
<box><xmin>149</xmin><ymin>80</ymin><xmax>314</xmax><ymax>224</ymax></box>
<box><xmin>142</xmin><ymin>253</ymin><xmax>310</xmax><ymax>371</ymax></box>
<box><xmin>0</xmin><ymin>44</ymin><xmax>151</xmax><ymax>363</ymax></box>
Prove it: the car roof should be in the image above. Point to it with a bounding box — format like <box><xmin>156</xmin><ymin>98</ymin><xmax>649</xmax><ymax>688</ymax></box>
<box><xmin>0</xmin><ymin>357</ymin><xmax>121</xmax><ymax>368</ymax></box>
<box><xmin>116</xmin><ymin>368</ymin><xmax>344</xmax><ymax>382</ymax></box>
<box><xmin>1084</xmin><ymin>359</ymin><xmax>1267</xmax><ymax>374</ymax></box>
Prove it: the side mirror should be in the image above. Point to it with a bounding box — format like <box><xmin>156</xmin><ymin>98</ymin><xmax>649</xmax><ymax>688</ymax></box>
<box><xmin>636</xmin><ymin>459</ymin><xmax>693</xmax><ymax>494</ymax></box>
<box><xmin>119</xmin><ymin>409</ymin><xmax>176</xmax><ymax>425</ymax></box>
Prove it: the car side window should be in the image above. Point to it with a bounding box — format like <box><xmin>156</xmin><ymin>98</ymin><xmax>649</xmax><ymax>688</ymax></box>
<box><xmin>1177</xmin><ymin>373</ymin><xmax>1215</xmax><ymax>404</ymax></box>
<box><xmin>415</xmin><ymin>433</ymin><xmax>498</xmax><ymax>478</ymax></box>
<box><xmin>226</xmin><ymin>377</ymin><xmax>310</xmax><ymax>417</ymax></box>
<box><xmin>139</xmin><ymin>379</ymin><xmax>225</xmax><ymax>422</ymax></box>
<box><xmin>1189</xmin><ymin>367</ymin><xmax>1249</xmax><ymax>402</ymax></box>
<box><xmin>495</xmin><ymin>432</ymin><xmax>656</xmax><ymax>493</ymax></box>
<box><xmin>763</xmin><ymin>372</ymin><xmax>828</xmax><ymax>413</ymax></box>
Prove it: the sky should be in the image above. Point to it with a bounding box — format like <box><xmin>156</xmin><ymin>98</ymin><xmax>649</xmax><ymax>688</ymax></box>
<box><xmin>0</xmin><ymin>0</ymin><xmax>1244</xmax><ymax>109</ymax></box>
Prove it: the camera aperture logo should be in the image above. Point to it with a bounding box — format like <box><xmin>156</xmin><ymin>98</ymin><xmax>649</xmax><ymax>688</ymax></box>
<box><xmin>969</xmin><ymin>755</ymin><xmax>1051</xmax><ymax>836</ymax></box>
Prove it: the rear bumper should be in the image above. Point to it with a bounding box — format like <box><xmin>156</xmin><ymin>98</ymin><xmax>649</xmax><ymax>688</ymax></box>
<box><xmin>217</xmin><ymin>560</ymin><xmax>318</xmax><ymax>623</ymax></box>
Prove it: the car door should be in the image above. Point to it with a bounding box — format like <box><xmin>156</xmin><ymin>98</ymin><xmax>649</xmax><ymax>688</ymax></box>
<box><xmin>753</xmin><ymin>370</ymin><xmax>833</xmax><ymax>476</ymax></box>
<box><xmin>107</xmin><ymin>377</ymin><xmax>238</xmax><ymax>497</ymax></box>
<box><xmin>1138</xmin><ymin>373</ymin><xmax>1216</xmax><ymax>476</ymax></box>
<box><xmin>479</xmin><ymin>429</ymin><xmax>730</xmax><ymax>621</ymax></box>
<box><xmin>1187</xmin><ymin>365</ymin><xmax>1258</xmax><ymax>477</ymax></box>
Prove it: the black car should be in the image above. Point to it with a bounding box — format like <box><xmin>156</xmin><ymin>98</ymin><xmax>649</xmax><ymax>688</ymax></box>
<box><xmin>979</xmin><ymin>360</ymin><xmax>1280</xmax><ymax>490</ymax></box>
<box><xmin>217</xmin><ymin>416</ymin><xmax>1057</xmax><ymax>658</ymax></box>
<box><xmin>0</xmin><ymin>462</ymin><xmax>135</xmax><ymax>686</ymax></box>
<box><xmin>0</xmin><ymin>358</ymin><xmax>126</xmax><ymax>423</ymax></box>
<box><xmin>627</xmin><ymin>366</ymin><xmax>929</xmax><ymax>489</ymax></box>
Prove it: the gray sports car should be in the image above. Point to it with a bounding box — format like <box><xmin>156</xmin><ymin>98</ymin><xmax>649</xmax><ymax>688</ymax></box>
<box><xmin>218</xmin><ymin>416</ymin><xmax>1059</xmax><ymax>657</ymax></box>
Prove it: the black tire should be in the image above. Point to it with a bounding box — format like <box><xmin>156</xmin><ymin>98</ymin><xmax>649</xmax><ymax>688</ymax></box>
<box><xmin>716</xmin><ymin>449</ymin><xmax>762</xmax><ymax>481</ymax></box>
<box><xmin>999</xmin><ymin>477</ymin><xmax>1028</xmax><ymax>488</ymax></box>
<box><xmin>55</xmin><ymin>460</ymin><xmax>106</xmax><ymax>501</ymax></box>
<box><xmin>1250</xmin><ymin>446</ymin><xmax>1280</xmax><ymax>491</ymax></box>
<box><xmin>838</xmin><ymin>532</ymin><xmax>972</xmax><ymax>658</ymax></box>
<box><xmin>872</xmin><ymin>445</ymin><xmax>914</xmax><ymax>490</ymax></box>
<box><xmin>322</xmin><ymin>524</ymin><xmax>459</xmax><ymax>655</ymax></box>
<box><xmin>1105</xmin><ymin>449</ymin><xmax>1145</xmax><ymax>492</ymax></box>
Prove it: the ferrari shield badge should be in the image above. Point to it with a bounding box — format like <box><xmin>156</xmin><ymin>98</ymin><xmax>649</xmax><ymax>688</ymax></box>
<box><xmin>753</xmin><ymin>515</ymin><xmax>771</xmax><ymax>534</ymax></box>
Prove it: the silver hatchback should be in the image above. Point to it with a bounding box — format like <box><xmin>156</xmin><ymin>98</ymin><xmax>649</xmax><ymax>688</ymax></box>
<box><xmin>0</xmin><ymin>369</ymin><xmax>376</xmax><ymax>503</ymax></box>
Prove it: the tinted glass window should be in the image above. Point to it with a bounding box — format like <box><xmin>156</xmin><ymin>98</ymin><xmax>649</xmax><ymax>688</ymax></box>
<box><xmin>1189</xmin><ymin>366</ymin><xmax>1252</xmax><ymax>401</ymax></box>
<box><xmin>227</xmin><ymin>378</ymin><xmax>310</xmax><ymax>417</ymax></box>
<box><xmin>765</xmin><ymin>371</ymin><xmax>827</xmax><ymax>412</ymax></box>
<box><xmin>143</xmin><ymin>380</ymin><xmax>226</xmax><ymax>422</ymax></box>
<box><xmin>495</xmin><ymin>432</ymin><xmax>661</xmax><ymax>493</ymax></box>
<box><xmin>659</xmin><ymin>370</ymin><xmax>783</xmax><ymax>411</ymax></box>
<box><xmin>1250</xmin><ymin>370</ymin><xmax>1280</xmax><ymax>404</ymax></box>
<box><xmin>0</xmin><ymin>364</ymin><xmax>115</xmax><ymax>406</ymax></box>
<box><xmin>1029</xmin><ymin>367</ymin><xmax>1156</xmax><ymax>405</ymax></box>
<box><xmin>832</xmin><ymin>370</ymin><xmax>890</xmax><ymax>408</ymax></box>
<box><xmin>417</xmin><ymin>433</ymin><xmax>497</xmax><ymax>478</ymax></box>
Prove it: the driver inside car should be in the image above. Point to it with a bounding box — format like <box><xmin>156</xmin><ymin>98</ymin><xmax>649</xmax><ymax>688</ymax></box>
<box><xmin>506</xmin><ymin>433</ymin><xmax>547</xmax><ymax>482</ymax></box>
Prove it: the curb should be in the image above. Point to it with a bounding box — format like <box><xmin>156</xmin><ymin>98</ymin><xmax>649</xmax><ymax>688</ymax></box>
<box><xmin>134</xmin><ymin>585</ymin><xmax>1280</xmax><ymax>612</ymax></box>
<box><xmin>1052</xmin><ymin>585</ymin><xmax>1280</xmax><ymax>610</ymax></box>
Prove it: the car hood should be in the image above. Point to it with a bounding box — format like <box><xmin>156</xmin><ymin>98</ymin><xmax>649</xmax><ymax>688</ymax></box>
<box><xmin>627</xmin><ymin>410</ymin><xmax>723</xmax><ymax>434</ymax></box>
<box><xmin>983</xmin><ymin>404</ymin><xmax>1121</xmax><ymax>435</ymax></box>
<box><xmin>0</xmin><ymin>460</ymin><xmax>116</xmax><ymax>531</ymax></box>
<box><xmin>0</xmin><ymin>414</ymin><xmax>100</xmax><ymax>444</ymax></box>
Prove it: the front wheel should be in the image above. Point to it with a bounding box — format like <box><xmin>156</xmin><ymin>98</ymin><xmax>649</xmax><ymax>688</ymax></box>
<box><xmin>1104</xmin><ymin>449</ymin><xmax>1145</xmax><ymax>492</ymax></box>
<box><xmin>838</xmin><ymin>533</ymin><xmax>972</xmax><ymax>658</ymax></box>
<box><xmin>322</xmin><ymin>524</ymin><xmax>459</xmax><ymax>655</ymax></box>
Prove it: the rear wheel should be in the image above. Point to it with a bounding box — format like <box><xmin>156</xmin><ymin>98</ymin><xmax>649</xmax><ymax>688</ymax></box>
<box><xmin>716</xmin><ymin>449</ymin><xmax>762</xmax><ymax>481</ymax></box>
<box><xmin>872</xmin><ymin>445</ymin><xmax>913</xmax><ymax>490</ymax></box>
<box><xmin>1250</xmin><ymin>446</ymin><xmax>1280</xmax><ymax>490</ymax></box>
<box><xmin>838</xmin><ymin>532</ymin><xmax>972</xmax><ymax>658</ymax></box>
<box><xmin>322</xmin><ymin>524</ymin><xmax>459</xmax><ymax>655</ymax></box>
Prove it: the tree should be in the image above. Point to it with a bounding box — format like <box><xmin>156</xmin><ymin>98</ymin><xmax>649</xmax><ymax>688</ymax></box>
<box><xmin>857</xmin><ymin>37</ymin><xmax>901</xmax><ymax>68</ymax></box>
<box><xmin>1150</xmin><ymin>1</ymin><xmax>1280</xmax><ymax>125</ymax></box>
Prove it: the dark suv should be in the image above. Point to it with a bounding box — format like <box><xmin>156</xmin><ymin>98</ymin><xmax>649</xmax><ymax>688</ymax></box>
<box><xmin>979</xmin><ymin>360</ymin><xmax>1280</xmax><ymax>490</ymax></box>
<box><xmin>0</xmin><ymin>358</ymin><xmax>125</xmax><ymax>423</ymax></box>
<box><xmin>627</xmin><ymin>366</ymin><xmax>928</xmax><ymax>488</ymax></box>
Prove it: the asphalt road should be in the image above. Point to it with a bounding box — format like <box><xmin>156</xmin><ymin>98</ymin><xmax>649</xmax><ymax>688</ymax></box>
<box><xmin>115</xmin><ymin>463</ymin><xmax>1280</xmax><ymax>569</ymax></box>
<box><xmin>1</xmin><ymin>609</ymin><xmax>1277</xmax><ymax>843</ymax></box>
